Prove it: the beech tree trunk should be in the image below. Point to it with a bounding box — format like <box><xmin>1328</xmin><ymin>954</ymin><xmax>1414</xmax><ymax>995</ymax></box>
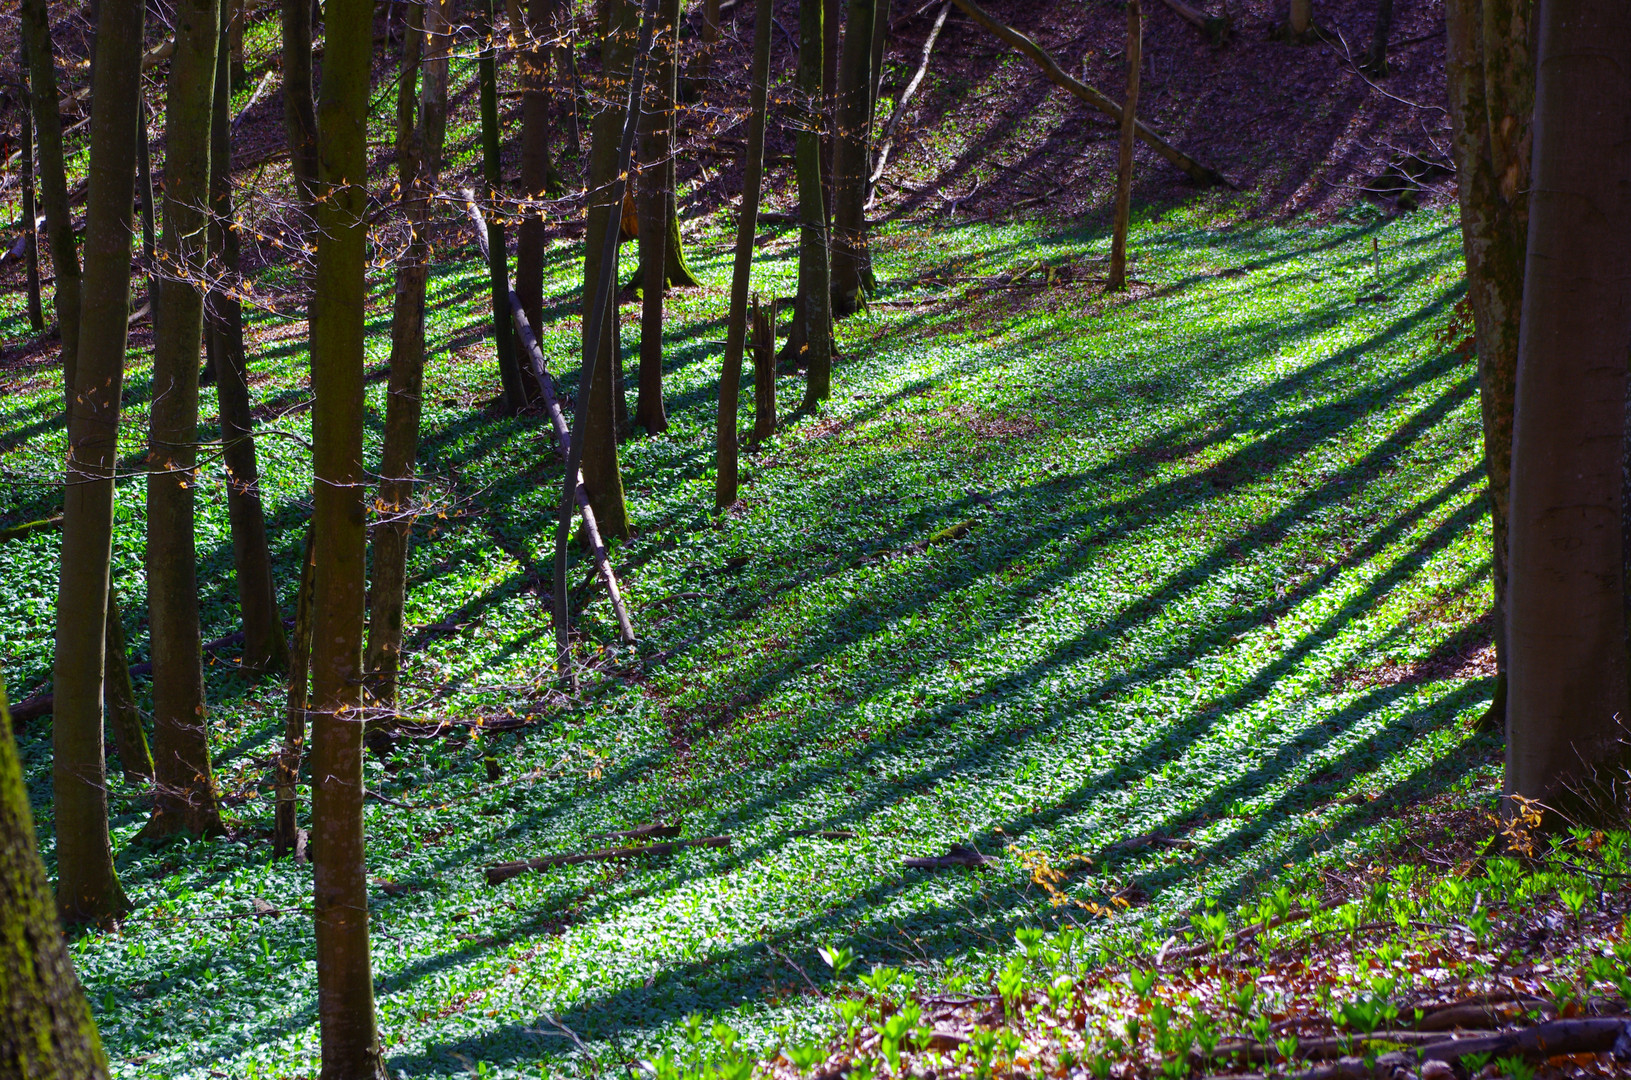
<box><xmin>791</xmin><ymin>0</ymin><xmax>835</xmax><ymax>409</ymax></box>
<box><xmin>1444</xmin><ymin>0</ymin><xmax>1532</xmax><ymax>730</ymax></box>
<box><xmin>1360</xmin><ymin>0</ymin><xmax>1393</xmax><ymax>74</ymax></box>
<box><xmin>135</xmin><ymin>102</ymin><xmax>158</xmax><ymax>321</ymax></box>
<box><xmin>516</xmin><ymin>0</ymin><xmax>564</xmax><ymax>336</ymax></box>
<box><xmin>715</xmin><ymin>0</ymin><xmax>773</xmax><ymax>509</ymax></box>
<box><xmin>274</xmin><ymin>527</ymin><xmax>315</xmax><ymax>858</ymax></box>
<box><xmin>635</xmin><ymin>0</ymin><xmax>679</xmax><ymax>434</ymax></box>
<box><xmin>208</xmin><ymin>19</ymin><xmax>289</xmax><ymax>679</ymax></box>
<box><xmin>0</xmin><ymin>681</ymin><xmax>113</xmax><ymax>1080</ymax></box>
<box><xmin>18</xmin><ymin>79</ymin><xmax>45</xmax><ymax>333</ymax></box>
<box><xmin>143</xmin><ymin>0</ymin><xmax>224</xmax><ymax>841</ymax></box>
<box><xmin>830</xmin><ymin>0</ymin><xmax>874</xmax><ymax>316</ymax></box>
<box><xmin>1289</xmin><ymin>0</ymin><xmax>1312</xmax><ymax>37</ymax></box>
<box><xmin>308</xmin><ymin>0</ymin><xmax>389</xmax><ymax>1070</ymax></box>
<box><xmin>53</xmin><ymin>0</ymin><xmax>143</xmax><ymax>928</ymax></box>
<box><xmin>1107</xmin><ymin>0</ymin><xmax>1141</xmax><ymax>291</ymax></box>
<box><xmin>581</xmin><ymin>0</ymin><xmax>637</xmax><ymax>540</ymax></box>
<box><xmin>280</xmin><ymin>0</ymin><xmax>320</xmax><ymax>205</ymax></box>
<box><xmin>366</xmin><ymin>0</ymin><xmax>447</xmax><ymax>712</ymax></box>
<box><xmin>103</xmin><ymin>587</ymin><xmax>152</xmax><ymax>783</ymax></box>
<box><xmin>1504</xmin><ymin>0</ymin><xmax>1631</xmax><ymax>820</ymax></box>
<box><xmin>479</xmin><ymin>0</ymin><xmax>529</xmax><ymax>411</ymax></box>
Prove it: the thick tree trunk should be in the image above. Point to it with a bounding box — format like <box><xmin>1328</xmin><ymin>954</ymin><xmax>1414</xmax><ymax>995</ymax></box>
<box><xmin>0</xmin><ymin>682</ymin><xmax>112</xmax><ymax>1080</ymax></box>
<box><xmin>1107</xmin><ymin>0</ymin><xmax>1141</xmax><ymax>290</ymax></box>
<box><xmin>53</xmin><ymin>0</ymin><xmax>142</xmax><ymax>928</ymax></box>
<box><xmin>103</xmin><ymin>587</ymin><xmax>153</xmax><ymax>783</ymax></box>
<box><xmin>516</xmin><ymin>0</ymin><xmax>564</xmax><ymax>336</ymax></box>
<box><xmin>142</xmin><ymin>0</ymin><xmax>224</xmax><ymax>842</ymax></box>
<box><xmin>1444</xmin><ymin>0</ymin><xmax>1530</xmax><ymax>730</ymax></box>
<box><xmin>20</xmin><ymin>0</ymin><xmax>82</xmax><ymax>397</ymax></box>
<box><xmin>308</xmin><ymin>0</ymin><xmax>389</xmax><ymax>1071</ymax></box>
<box><xmin>1504</xmin><ymin>0</ymin><xmax>1631</xmax><ymax>820</ymax></box>
<box><xmin>635</xmin><ymin>0</ymin><xmax>679</xmax><ymax>434</ymax></box>
<box><xmin>792</xmin><ymin>0</ymin><xmax>835</xmax><ymax>409</ymax></box>
<box><xmin>18</xmin><ymin>83</ymin><xmax>45</xmax><ymax>333</ymax></box>
<box><xmin>751</xmin><ymin>295</ymin><xmax>777</xmax><ymax>441</ymax></box>
<box><xmin>367</xmin><ymin>0</ymin><xmax>445</xmax><ymax>712</ymax></box>
<box><xmin>829</xmin><ymin>0</ymin><xmax>874</xmax><ymax>316</ymax></box>
<box><xmin>208</xmin><ymin>18</ymin><xmax>290</xmax><ymax>679</ymax></box>
<box><xmin>274</xmin><ymin>526</ymin><xmax>315</xmax><ymax>858</ymax></box>
<box><xmin>580</xmin><ymin>0</ymin><xmax>637</xmax><ymax>540</ymax></box>
<box><xmin>280</xmin><ymin>0</ymin><xmax>320</xmax><ymax>205</ymax></box>
<box><xmin>479</xmin><ymin>0</ymin><xmax>529</xmax><ymax>411</ymax></box>
<box><xmin>716</xmin><ymin>0</ymin><xmax>773</xmax><ymax>509</ymax></box>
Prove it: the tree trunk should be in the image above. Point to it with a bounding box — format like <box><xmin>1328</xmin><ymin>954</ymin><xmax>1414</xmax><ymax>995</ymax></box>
<box><xmin>792</xmin><ymin>0</ymin><xmax>835</xmax><ymax>409</ymax></box>
<box><xmin>367</xmin><ymin>0</ymin><xmax>445</xmax><ymax>712</ymax></box>
<box><xmin>20</xmin><ymin>0</ymin><xmax>83</xmax><ymax>398</ymax></box>
<box><xmin>135</xmin><ymin>101</ymin><xmax>158</xmax><ymax>321</ymax></box>
<box><xmin>281</xmin><ymin>0</ymin><xmax>320</xmax><ymax>205</ymax></box>
<box><xmin>516</xmin><ymin>0</ymin><xmax>564</xmax><ymax>336</ymax></box>
<box><xmin>751</xmin><ymin>294</ymin><xmax>777</xmax><ymax>441</ymax></box>
<box><xmin>208</xmin><ymin>14</ymin><xmax>290</xmax><ymax>679</ymax></box>
<box><xmin>142</xmin><ymin>0</ymin><xmax>224</xmax><ymax>842</ymax></box>
<box><xmin>19</xmin><ymin>83</ymin><xmax>45</xmax><ymax>333</ymax></box>
<box><xmin>479</xmin><ymin>0</ymin><xmax>529</xmax><ymax>412</ymax></box>
<box><xmin>1360</xmin><ymin>0</ymin><xmax>1394</xmax><ymax>74</ymax></box>
<box><xmin>635</xmin><ymin>0</ymin><xmax>678</xmax><ymax>434</ymax></box>
<box><xmin>1107</xmin><ymin>0</ymin><xmax>1141</xmax><ymax>291</ymax></box>
<box><xmin>822</xmin><ymin>0</ymin><xmax>839</xmax><ymax>195</ymax></box>
<box><xmin>1504</xmin><ymin>0</ymin><xmax>1631</xmax><ymax>820</ymax></box>
<box><xmin>308</xmin><ymin>0</ymin><xmax>389</xmax><ymax>1070</ymax></box>
<box><xmin>274</xmin><ymin>526</ymin><xmax>315</xmax><ymax>858</ymax></box>
<box><xmin>0</xmin><ymin>681</ymin><xmax>113</xmax><ymax>1080</ymax></box>
<box><xmin>1444</xmin><ymin>0</ymin><xmax>1531</xmax><ymax>731</ymax></box>
<box><xmin>229</xmin><ymin>0</ymin><xmax>246</xmax><ymax>81</ymax></box>
<box><xmin>1289</xmin><ymin>0</ymin><xmax>1312</xmax><ymax>37</ymax></box>
<box><xmin>698</xmin><ymin>0</ymin><xmax>720</xmax><ymax>81</ymax></box>
<box><xmin>53</xmin><ymin>0</ymin><xmax>142</xmax><ymax>928</ymax></box>
<box><xmin>716</xmin><ymin>0</ymin><xmax>773</xmax><ymax>509</ymax></box>
<box><xmin>830</xmin><ymin>0</ymin><xmax>874</xmax><ymax>316</ymax></box>
<box><xmin>580</xmin><ymin>0</ymin><xmax>636</xmax><ymax>540</ymax></box>
<box><xmin>103</xmin><ymin>586</ymin><xmax>153</xmax><ymax>783</ymax></box>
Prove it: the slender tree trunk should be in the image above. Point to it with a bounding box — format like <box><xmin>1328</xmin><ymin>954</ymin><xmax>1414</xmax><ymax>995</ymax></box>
<box><xmin>0</xmin><ymin>681</ymin><xmax>113</xmax><ymax>1080</ymax></box>
<box><xmin>135</xmin><ymin>101</ymin><xmax>158</xmax><ymax>321</ymax></box>
<box><xmin>1360</xmin><ymin>0</ymin><xmax>1394</xmax><ymax>74</ymax></box>
<box><xmin>1288</xmin><ymin>0</ymin><xmax>1312</xmax><ymax>37</ymax></box>
<box><xmin>479</xmin><ymin>0</ymin><xmax>529</xmax><ymax>411</ymax></box>
<box><xmin>868</xmin><ymin>0</ymin><xmax>890</xmax><ymax>122</ymax></box>
<box><xmin>1445</xmin><ymin>0</ymin><xmax>1531</xmax><ymax>731</ymax></box>
<box><xmin>53</xmin><ymin>0</ymin><xmax>143</xmax><ymax>928</ymax></box>
<box><xmin>308</xmin><ymin>0</ymin><xmax>389</xmax><ymax>1070</ymax></box>
<box><xmin>562</xmin><ymin>16</ymin><xmax>583</xmax><ymax>157</ymax></box>
<box><xmin>830</xmin><ymin>0</ymin><xmax>874</xmax><ymax>316</ymax></box>
<box><xmin>716</xmin><ymin>0</ymin><xmax>773</xmax><ymax>509</ymax></box>
<box><xmin>792</xmin><ymin>0</ymin><xmax>835</xmax><ymax>409</ymax></box>
<box><xmin>20</xmin><ymin>0</ymin><xmax>82</xmax><ymax>397</ymax></box>
<box><xmin>281</xmin><ymin>0</ymin><xmax>320</xmax><ymax>205</ymax></box>
<box><xmin>19</xmin><ymin>84</ymin><xmax>45</xmax><ymax>333</ymax></box>
<box><xmin>822</xmin><ymin>0</ymin><xmax>840</xmax><ymax>195</ymax></box>
<box><xmin>698</xmin><ymin>0</ymin><xmax>720</xmax><ymax>81</ymax></box>
<box><xmin>517</xmin><ymin>0</ymin><xmax>564</xmax><ymax>336</ymax></box>
<box><xmin>751</xmin><ymin>294</ymin><xmax>777</xmax><ymax>441</ymax></box>
<box><xmin>274</xmin><ymin>526</ymin><xmax>315</xmax><ymax>858</ymax></box>
<box><xmin>209</xmin><ymin>15</ymin><xmax>290</xmax><ymax>679</ymax></box>
<box><xmin>229</xmin><ymin>0</ymin><xmax>247</xmax><ymax>81</ymax></box>
<box><xmin>103</xmin><ymin>586</ymin><xmax>153</xmax><ymax>783</ymax></box>
<box><xmin>1504</xmin><ymin>0</ymin><xmax>1631</xmax><ymax>819</ymax></box>
<box><xmin>367</xmin><ymin>0</ymin><xmax>445</xmax><ymax>711</ymax></box>
<box><xmin>142</xmin><ymin>0</ymin><xmax>224</xmax><ymax>842</ymax></box>
<box><xmin>581</xmin><ymin>0</ymin><xmax>636</xmax><ymax>539</ymax></box>
<box><xmin>1107</xmin><ymin>0</ymin><xmax>1141</xmax><ymax>291</ymax></box>
<box><xmin>635</xmin><ymin>0</ymin><xmax>678</xmax><ymax>434</ymax></box>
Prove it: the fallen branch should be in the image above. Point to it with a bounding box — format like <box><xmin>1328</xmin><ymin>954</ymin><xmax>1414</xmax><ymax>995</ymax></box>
<box><xmin>1418</xmin><ymin>1016</ymin><xmax>1631</xmax><ymax>1065</ymax></box>
<box><xmin>947</xmin><ymin>0</ymin><xmax>1229</xmax><ymax>187</ymax></box>
<box><xmin>903</xmin><ymin>843</ymin><xmax>998</xmax><ymax>869</ymax></box>
<box><xmin>231</xmin><ymin>70</ymin><xmax>277</xmax><ymax>132</ymax></box>
<box><xmin>9</xmin><ymin>629</ymin><xmax>251</xmax><ymax>723</ymax></box>
<box><xmin>462</xmin><ymin>190</ymin><xmax>636</xmax><ymax>647</ymax></box>
<box><xmin>870</xmin><ymin>2</ymin><xmax>951</xmax><ymax>191</ymax></box>
<box><xmin>587</xmin><ymin>822</ymin><xmax>682</xmax><ymax>841</ymax></box>
<box><xmin>486</xmin><ymin>836</ymin><xmax>733</xmax><ymax>884</ymax></box>
<box><xmin>0</xmin><ymin>515</ymin><xmax>63</xmax><ymax>541</ymax></box>
<box><xmin>793</xmin><ymin>829</ymin><xmax>858</xmax><ymax>840</ymax></box>
<box><xmin>1162</xmin><ymin>898</ymin><xmax>1346</xmax><ymax>963</ymax></box>
<box><xmin>1159</xmin><ymin>0</ymin><xmax>1230</xmax><ymax>45</ymax></box>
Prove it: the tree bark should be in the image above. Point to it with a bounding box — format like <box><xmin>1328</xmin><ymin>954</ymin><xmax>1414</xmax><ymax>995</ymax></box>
<box><xmin>308</xmin><ymin>0</ymin><xmax>389</xmax><ymax>1070</ymax></box>
<box><xmin>142</xmin><ymin>0</ymin><xmax>224</xmax><ymax>842</ymax></box>
<box><xmin>1289</xmin><ymin>0</ymin><xmax>1312</xmax><ymax>37</ymax></box>
<box><xmin>0</xmin><ymin>681</ymin><xmax>113</xmax><ymax>1080</ymax></box>
<box><xmin>478</xmin><ymin>0</ymin><xmax>530</xmax><ymax>412</ymax></box>
<box><xmin>830</xmin><ymin>0</ymin><xmax>874</xmax><ymax>316</ymax></box>
<box><xmin>751</xmin><ymin>294</ymin><xmax>777</xmax><ymax>441</ymax></box>
<box><xmin>516</xmin><ymin>0</ymin><xmax>564</xmax><ymax>337</ymax></box>
<box><xmin>53</xmin><ymin>0</ymin><xmax>142</xmax><ymax>928</ymax></box>
<box><xmin>1504</xmin><ymin>0</ymin><xmax>1631</xmax><ymax>820</ymax></box>
<box><xmin>635</xmin><ymin>0</ymin><xmax>679</xmax><ymax>434</ymax></box>
<box><xmin>102</xmin><ymin>586</ymin><xmax>152</xmax><ymax>783</ymax></box>
<box><xmin>1360</xmin><ymin>0</ymin><xmax>1394</xmax><ymax>74</ymax></box>
<box><xmin>208</xmin><ymin>11</ymin><xmax>290</xmax><ymax>679</ymax></box>
<box><xmin>274</xmin><ymin>526</ymin><xmax>315</xmax><ymax>858</ymax></box>
<box><xmin>1107</xmin><ymin>0</ymin><xmax>1141</xmax><ymax>291</ymax></box>
<box><xmin>135</xmin><ymin>101</ymin><xmax>158</xmax><ymax>321</ymax></box>
<box><xmin>20</xmin><ymin>0</ymin><xmax>83</xmax><ymax>398</ymax></box>
<box><xmin>580</xmin><ymin>0</ymin><xmax>637</xmax><ymax>541</ymax></box>
<box><xmin>716</xmin><ymin>0</ymin><xmax>773</xmax><ymax>509</ymax></box>
<box><xmin>18</xmin><ymin>78</ymin><xmax>45</xmax><ymax>333</ymax></box>
<box><xmin>280</xmin><ymin>0</ymin><xmax>320</xmax><ymax>206</ymax></box>
<box><xmin>792</xmin><ymin>0</ymin><xmax>835</xmax><ymax>409</ymax></box>
<box><xmin>1444</xmin><ymin>0</ymin><xmax>1531</xmax><ymax>731</ymax></box>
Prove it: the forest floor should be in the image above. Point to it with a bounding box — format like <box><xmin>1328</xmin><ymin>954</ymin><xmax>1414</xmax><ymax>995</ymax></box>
<box><xmin>3</xmin><ymin>0</ymin><xmax>1629</xmax><ymax>1077</ymax></box>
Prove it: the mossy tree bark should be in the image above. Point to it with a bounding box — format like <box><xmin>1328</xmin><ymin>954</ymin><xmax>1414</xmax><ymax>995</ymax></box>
<box><xmin>209</xmin><ymin>7</ymin><xmax>289</xmax><ymax>679</ymax></box>
<box><xmin>1504</xmin><ymin>0</ymin><xmax>1631</xmax><ymax>821</ymax></box>
<box><xmin>830</xmin><ymin>0</ymin><xmax>875</xmax><ymax>316</ymax></box>
<box><xmin>634</xmin><ymin>0</ymin><xmax>680</xmax><ymax>434</ymax></box>
<box><xmin>367</xmin><ymin>0</ymin><xmax>449</xmax><ymax>711</ymax></box>
<box><xmin>715</xmin><ymin>0</ymin><xmax>773</xmax><ymax>509</ymax></box>
<box><xmin>53</xmin><ymin>0</ymin><xmax>143</xmax><ymax>928</ymax></box>
<box><xmin>1107</xmin><ymin>0</ymin><xmax>1141</xmax><ymax>291</ymax></box>
<box><xmin>516</xmin><ymin>0</ymin><xmax>565</xmax><ymax>336</ymax></box>
<box><xmin>0</xmin><ymin>681</ymin><xmax>113</xmax><ymax>1080</ymax></box>
<box><xmin>143</xmin><ymin>0</ymin><xmax>225</xmax><ymax>841</ymax></box>
<box><xmin>1444</xmin><ymin>0</ymin><xmax>1532</xmax><ymax>730</ymax></box>
<box><xmin>580</xmin><ymin>0</ymin><xmax>636</xmax><ymax>540</ymax></box>
<box><xmin>789</xmin><ymin>0</ymin><xmax>835</xmax><ymax>409</ymax></box>
<box><xmin>308</xmin><ymin>0</ymin><xmax>389</xmax><ymax>1071</ymax></box>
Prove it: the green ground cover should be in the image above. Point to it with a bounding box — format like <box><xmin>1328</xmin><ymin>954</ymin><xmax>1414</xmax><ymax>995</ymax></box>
<box><xmin>0</xmin><ymin>200</ymin><xmax>1501</xmax><ymax>1078</ymax></box>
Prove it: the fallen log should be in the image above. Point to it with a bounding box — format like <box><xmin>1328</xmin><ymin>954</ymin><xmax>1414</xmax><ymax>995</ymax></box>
<box><xmin>8</xmin><ymin>629</ymin><xmax>250</xmax><ymax>724</ymax></box>
<box><xmin>486</xmin><ymin>835</ymin><xmax>733</xmax><ymax>884</ymax></box>
<box><xmin>904</xmin><ymin>843</ymin><xmax>998</xmax><ymax>869</ymax></box>
<box><xmin>870</xmin><ymin>2</ymin><xmax>951</xmax><ymax>192</ymax></box>
<box><xmin>793</xmin><ymin>829</ymin><xmax>858</xmax><ymax>840</ymax></box>
<box><xmin>947</xmin><ymin>0</ymin><xmax>1229</xmax><ymax>187</ymax></box>
<box><xmin>587</xmin><ymin>822</ymin><xmax>682</xmax><ymax>841</ymax></box>
<box><xmin>461</xmin><ymin>190</ymin><xmax>635</xmax><ymax>646</ymax></box>
<box><xmin>1159</xmin><ymin>0</ymin><xmax>1230</xmax><ymax>45</ymax></box>
<box><xmin>1419</xmin><ymin>1016</ymin><xmax>1631</xmax><ymax>1064</ymax></box>
<box><xmin>0</xmin><ymin>514</ymin><xmax>63</xmax><ymax>541</ymax></box>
